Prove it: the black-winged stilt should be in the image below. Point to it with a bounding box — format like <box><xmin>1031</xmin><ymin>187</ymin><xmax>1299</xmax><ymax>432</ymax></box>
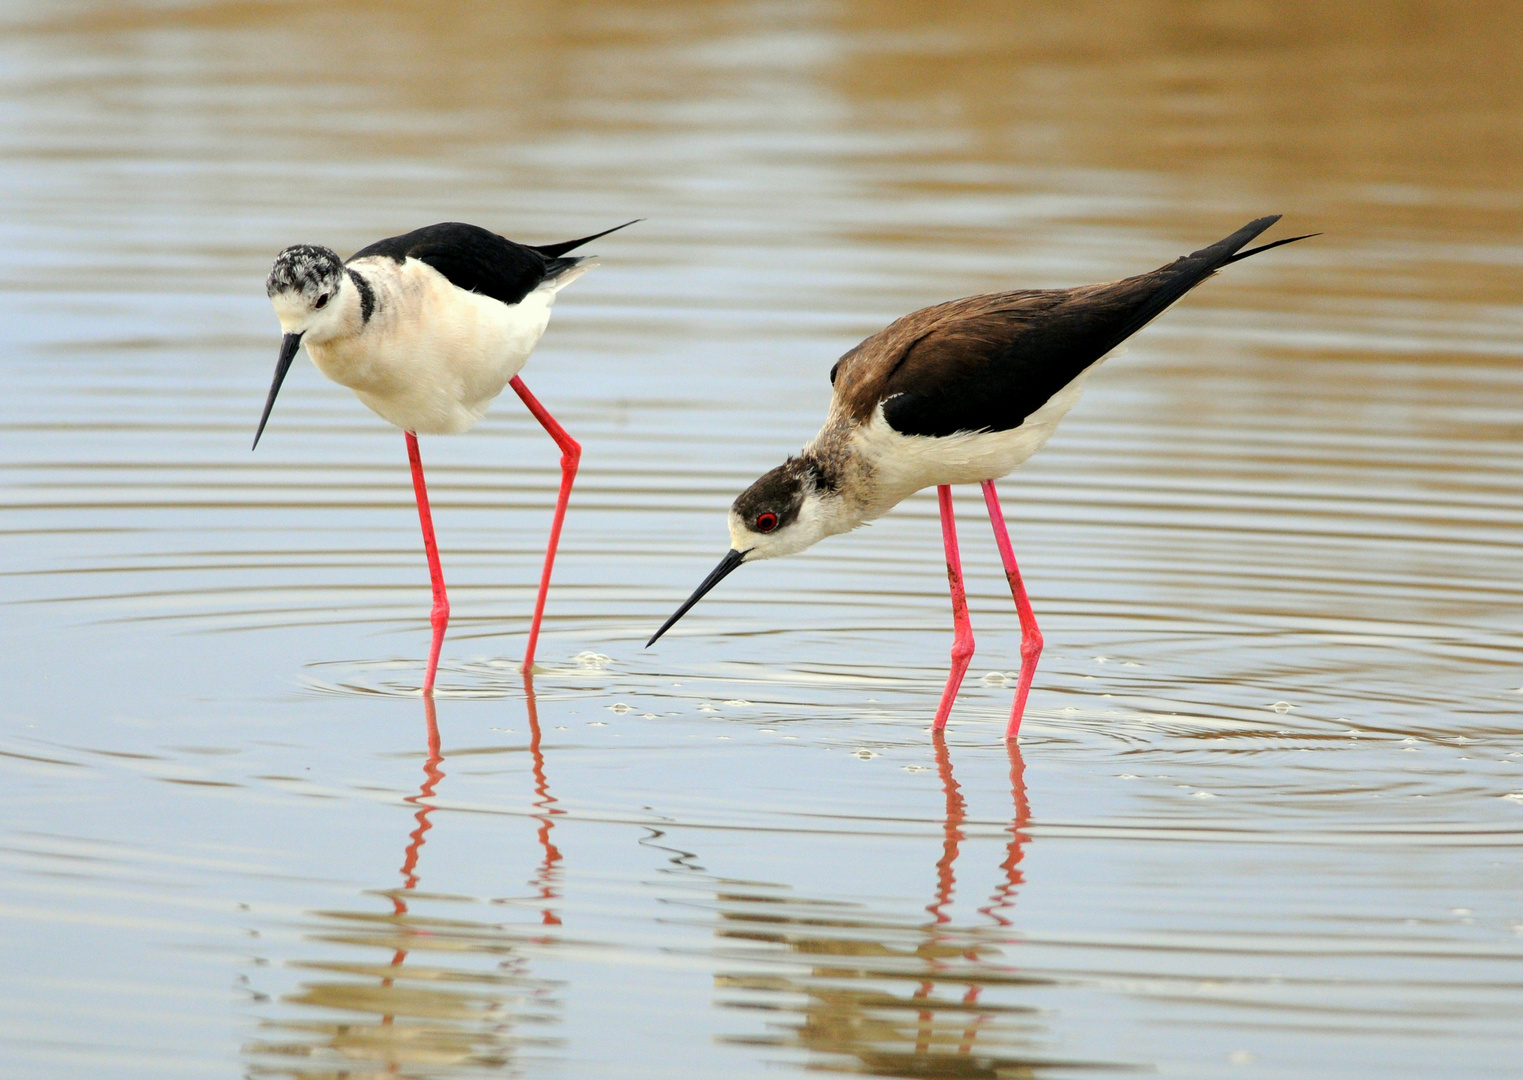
<box><xmin>647</xmin><ymin>216</ymin><xmax>1312</xmax><ymax>739</ymax></box>
<box><xmin>257</xmin><ymin>219</ymin><xmax>635</xmax><ymax>693</ymax></box>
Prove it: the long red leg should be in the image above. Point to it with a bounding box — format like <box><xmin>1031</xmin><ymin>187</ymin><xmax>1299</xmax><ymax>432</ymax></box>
<box><xmin>509</xmin><ymin>376</ymin><xmax>581</xmax><ymax>674</ymax></box>
<box><xmin>406</xmin><ymin>432</ymin><xmax>449</xmax><ymax>695</ymax></box>
<box><xmin>981</xmin><ymin>479</ymin><xmax>1042</xmax><ymax>740</ymax></box>
<box><xmin>933</xmin><ymin>485</ymin><xmax>975</xmax><ymax>731</ymax></box>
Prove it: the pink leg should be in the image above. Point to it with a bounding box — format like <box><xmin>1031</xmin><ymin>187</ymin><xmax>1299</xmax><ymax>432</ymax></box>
<box><xmin>509</xmin><ymin>376</ymin><xmax>581</xmax><ymax>674</ymax></box>
<box><xmin>406</xmin><ymin>432</ymin><xmax>449</xmax><ymax>695</ymax></box>
<box><xmin>933</xmin><ymin>485</ymin><xmax>975</xmax><ymax>731</ymax></box>
<box><xmin>981</xmin><ymin>479</ymin><xmax>1043</xmax><ymax>741</ymax></box>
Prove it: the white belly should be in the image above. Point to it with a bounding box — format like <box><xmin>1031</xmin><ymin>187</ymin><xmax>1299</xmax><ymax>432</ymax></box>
<box><xmin>307</xmin><ymin>259</ymin><xmax>557</xmax><ymax>435</ymax></box>
<box><xmin>851</xmin><ymin>362</ymin><xmax>1100</xmax><ymax>513</ymax></box>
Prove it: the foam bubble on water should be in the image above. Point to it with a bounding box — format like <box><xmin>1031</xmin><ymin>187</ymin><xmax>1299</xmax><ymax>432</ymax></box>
<box><xmin>723</xmin><ymin>699</ymin><xmax>751</xmax><ymax>707</ymax></box>
<box><xmin>575</xmin><ymin>651</ymin><xmax>611</xmax><ymax>669</ymax></box>
<box><xmin>589</xmin><ymin>721</ymin><xmax>607</xmax><ymax>727</ymax></box>
<box><xmin>1270</xmin><ymin>701</ymin><xmax>1293</xmax><ymax>713</ymax></box>
<box><xmin>1192</xmin><ymin>791</ymin><xmax>1217</xmax><ymax>798</ymax></box>
<box><xmin>642</xmin><ymin>713</ymin><xmax>657</xmax><ymax>719</ymax></box>
<box><xmin>1502</xmin><ymin>793</ymin><xmax>1523</xmax><ymax>802</ymax></box>
<box><xmin>697</xmin><ymin>703</ymin><xmax>719</xmax><ymax>713</ymax></box>
<box><xmin>609</xmin><ymin>703</ymin><xmax>632</xmax><ymax>713</ymax></box>
<box><xmin>981</xmin><ymin>671</ymin><xmax>1005</xmax><ymax>684</ymax></box>
<box><xmin>853</xmin><ymin>749</ymin><xmax>878</xmax><ymax>760</ymax></box>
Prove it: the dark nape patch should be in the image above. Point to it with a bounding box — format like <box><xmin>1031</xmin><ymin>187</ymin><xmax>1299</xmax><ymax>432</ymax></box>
<box><xmin>805</xmin><ymin>455</ymin><xmax>839</xmax><ymax>494</ymax></box>
<box><xmin>346</xmin><ymin>268</ymin><xmax>375</xmax><ymax>323</ymax></box>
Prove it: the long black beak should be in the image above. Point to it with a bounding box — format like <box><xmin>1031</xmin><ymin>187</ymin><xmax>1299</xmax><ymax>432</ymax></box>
<box><xmin>646</xmin><ymin>548</ymin><xmax>747</xmax><ymax>647</ymax></box>
<box><xmin>252</xmin><ymin>331</ymin><xmax>303</xmax><ymax>450</ymax></box>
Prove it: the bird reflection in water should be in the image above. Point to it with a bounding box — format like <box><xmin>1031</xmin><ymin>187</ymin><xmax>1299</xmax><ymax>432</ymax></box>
<box><xmin>714</xmin><ymin>737</ymin><xmax>1111</xmax><ymax>1079</ymax></box>
<box><xmin>244</xmin><ymin>681</ymin><xmax>564</xmax><ymax>1078</ymax></box>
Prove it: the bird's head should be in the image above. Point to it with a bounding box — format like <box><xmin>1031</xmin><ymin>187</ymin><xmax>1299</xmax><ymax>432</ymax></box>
<box><xmin>254</xmin><ymin>244</ymin><xmax>346</xmax><ymax>450</ymax></box>
<box><xmin>647</xmin><ymin>457</ymin><xmax>846</xmax><ymax>646</ymax></box>
<box><xmin>726</xmin><ymin>457</ymin><xmax>838</xmax><ymax>561</ymax></box>
<box><xmin>265</xmin><ymin>244</ymin><xmax>346</xmax><ymax>339</ymax></box>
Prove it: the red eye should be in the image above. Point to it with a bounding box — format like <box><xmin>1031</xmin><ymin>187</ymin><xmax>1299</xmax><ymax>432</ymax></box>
<box><xmin>755</xmin><ymin>512</ymin><xmax>779</xmax><ymax>533</ymax></box>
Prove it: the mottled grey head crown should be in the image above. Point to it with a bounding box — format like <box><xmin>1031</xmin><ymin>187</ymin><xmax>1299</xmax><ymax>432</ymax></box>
<box><xmin>732</xmin><ymin>456</ymin><xmax>832</xmax><ymax>535</ymax></box>
<box><xmin>266</xmin><ymin>244</ymin><xmax>344</xmax><ymax>300</ymax></box>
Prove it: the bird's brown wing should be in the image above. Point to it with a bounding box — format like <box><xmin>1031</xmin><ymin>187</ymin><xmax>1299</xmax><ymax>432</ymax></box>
<box><xmin>832</xmin><ymin>215</ymin><xmax>1307</xmax><ymax>438</ymax></box>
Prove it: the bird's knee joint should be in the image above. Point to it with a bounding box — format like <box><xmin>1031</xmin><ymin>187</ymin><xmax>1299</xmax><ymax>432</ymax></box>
<box><xmin>950</xmin><ymin>637</ymin><xmax>975</xmax><ymax>663</ymax></box>
<box><xmin>1021</xmin><ymin>632</ymin><xmax>1043</xmax><ymax>660</ymax></box>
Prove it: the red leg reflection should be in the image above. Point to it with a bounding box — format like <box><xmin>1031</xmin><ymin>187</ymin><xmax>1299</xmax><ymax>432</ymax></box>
<box><xmin>522</xmin><ymin>671</ymin><xmax>564</xmax><ymax>926</ymax></box>
<box><xmin>509</xmin><ymin>376</ymin><xmax>581</xmax><ymax>675</ymax></box>
<box><xmin>933</xmin><ymin>486</ymin><xmax>975</xmax><ymax>731</ymax></box>
<box><xmin>918</xmin><ymin>729</ymin><xmax>968</xmax><ymax>1054</ymax></box>
<box><xmin>405</xmin><ymin>432</ymin><xmax>450</xmax><ymax>695</ymax></box>
<box><xmin>980</xmin><ymin>479</ymin><xmax>1042</xmax><ymax>740</ymax></box>
<box><xmin>978</xmin><ymin>738</ymin><xmax>1031</xmax><ymax>927</ymax></box>
<box><xmin>383</xmin><ymin>695</ymin><xmax>446</xmax><ymax>1024</ymax></box>
<box><xmin>926</xmin><ymin>730</ymin><xmax>966</xmax><ymax>926</ymax></box>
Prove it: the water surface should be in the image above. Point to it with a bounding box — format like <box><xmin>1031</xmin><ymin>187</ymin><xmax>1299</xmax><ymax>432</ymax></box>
<box><xmin>2</xmin><ymin>2</ymin><xmax>1522</xmax><ymax>1077</ymax></box>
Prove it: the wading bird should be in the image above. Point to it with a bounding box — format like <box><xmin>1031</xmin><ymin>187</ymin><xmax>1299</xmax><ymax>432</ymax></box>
<box><xmin>647</xmin><ymin>217</ymin><xmax>1310</xmax><ymax>739</ymax></box>
<box><xmin>257</xmin><ymin>220</ymin><xmax>635</xmax><ymax>693</ymax></box>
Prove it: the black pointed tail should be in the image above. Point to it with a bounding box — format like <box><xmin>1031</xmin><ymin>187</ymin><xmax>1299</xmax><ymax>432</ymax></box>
<box><xmin>532</xmin><ymin>219</ymin><xmax>642</xmax><ymax>259</ymax></box>
<box><xmin>1090</xmin><ymin>216</ymin><xmax>1313</xmax><ymax>360</ymax></box>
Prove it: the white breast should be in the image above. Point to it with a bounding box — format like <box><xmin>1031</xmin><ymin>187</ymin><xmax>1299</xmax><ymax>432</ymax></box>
<box><xmin>305</xmin><ymin>258</ymin><xmax>569</xmax><ymax>435</ymax></box>
<box><xmin>848</xmin><ymin>361</ymin><xmax>1103</xmax><ymax>514</ymax></box>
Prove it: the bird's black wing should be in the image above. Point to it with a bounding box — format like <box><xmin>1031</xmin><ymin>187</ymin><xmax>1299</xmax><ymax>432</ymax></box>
<box><xmin>870</xmin><ymin>216</ymin><xmax>1310</xmax><ymax>438</ymax></box>
<box><xmin>348</xmin><ymin>222</ymin><xmax>553</xmax><ymax>307</ymax></box>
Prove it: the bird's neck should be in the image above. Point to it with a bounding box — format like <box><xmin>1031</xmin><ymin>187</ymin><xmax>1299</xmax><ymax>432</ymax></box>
<box><xmin>301</xmin><ymin>276</ymin><xmax>388</xmax><ymax>392</ymax></box>
<box><xmin>803</xmin><ymin>420</ymin><xmax>886</xmax><ymax>526</ymax></box>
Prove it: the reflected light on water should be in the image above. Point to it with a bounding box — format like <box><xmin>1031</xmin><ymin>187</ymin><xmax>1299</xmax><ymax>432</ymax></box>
<box><xmin>244</xmin><ymin>690</ymin><xmax>564</xmax><ymax>1078</ymax></box>
<box><xmin>708</xmin><ymin>739</ymin><xmax>1131</xmax><ymax>1078</ymax></box>
<box><xmin>2</xmin><ymin>1</ymin><xmax>1522</xmax><ymax>1077</ymax></box>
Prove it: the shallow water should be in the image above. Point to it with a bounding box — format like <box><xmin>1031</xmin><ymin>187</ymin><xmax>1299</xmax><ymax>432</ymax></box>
<box><xmin>2</xmin><ymin>1</ymin><xmax>1522</xmax><ymax>1077</ymax></box>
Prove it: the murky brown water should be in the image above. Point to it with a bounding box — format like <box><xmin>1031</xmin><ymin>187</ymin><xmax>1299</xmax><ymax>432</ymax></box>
<box><xmin>3</xmin><ymin>2</ymin><xmax>1522</xmax><ymax>1077</ymax></box>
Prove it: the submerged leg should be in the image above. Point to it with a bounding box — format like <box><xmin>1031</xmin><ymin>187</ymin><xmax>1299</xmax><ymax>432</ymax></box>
<box><xmin>406</xmin><ymin>431</ymin><xmax>449</xmax><ymax>695</ymax></box>
<box><xmin>980</xmin><ymin>479</ymin><xmax>1042</xmax><ymax>740</ymax></box>
<box><xmin>933</xmin><ymin>485</ymin><xmax>975</xmax><ymax>731</ymax></box>
<box><xmin>509</xmin><ymin>376</ymin><xmax>581</xmax><ymax>674</ymax></box>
